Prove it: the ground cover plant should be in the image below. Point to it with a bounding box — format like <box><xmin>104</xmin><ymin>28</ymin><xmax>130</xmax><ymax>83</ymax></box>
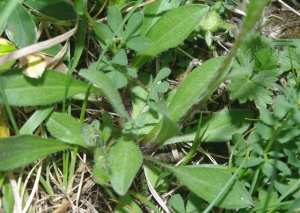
<box><xmin>0</xmin><ymin>0</ymin><xmax>300</xmax><ymax>212</ymax></box>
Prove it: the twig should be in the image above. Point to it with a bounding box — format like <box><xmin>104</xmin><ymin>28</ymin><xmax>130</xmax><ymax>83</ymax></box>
<box><xmin>277</xmin><ymin>0</ymin><xmax>300</xmax><ymax>16</ymax></box>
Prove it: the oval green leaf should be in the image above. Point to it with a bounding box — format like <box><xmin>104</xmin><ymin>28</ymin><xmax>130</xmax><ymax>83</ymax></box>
<box><xmin>168</xmin><ymin>57</ymin><xmax>230</xmax><ymax>122</ymax></box>
<box><xmin>168</xmin><ymin>165</ymin><xmax>252</xmax><ymax>209</ymax></box>
<box><xmin>165</xmin><ymin>109</ymin><xmax>253</xmax><ymax>144</ymax></box>
<box><xmin>125</xmin><ymin>36</ymin><xmax>152</xmax><ymax>52</ymax></box>
<box><xmin>46</xmin><ymin>113</ymin><xmax>90</xmax><ymax>148</ymax></box>
<box><xmin>79</xmin><ymin>69</ymin><xmax>129</xmax><ymax>120</ymax></box>
<box><xmin>131</xmin><ymin>4</ymin><xmax>209</xmax><ymax>69</ymax></box>
<box><xmin>109</xmin><ymin>137</ymin><xmax>143</xmax><ymax>195</ymax></box>
<box><xmin>6</xmin><ymin>2</ymin><xmax>37</xmax><ymax>48</ymax></box>
<box><xmin>141</xmin><ymin>0</ymin><xmax>182</xmax><ymax>36</ymax></box>
<box><xmin>0</xmin><ymin>135</ymin><xmax>73</xmax><ymax>170</ymax></box>
<box><xmin>0</xmin><ymin>68</ymin><xmax>100</xmax><ymax>106</ymax></box>
<box><xmin>23</xmin><ymin>0</ymin><xmax>77</xmax><ymax>22</ymax></box>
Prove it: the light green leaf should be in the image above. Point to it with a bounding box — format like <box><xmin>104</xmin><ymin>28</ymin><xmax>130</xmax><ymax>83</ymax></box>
<box><xmin>166</xmin><ymin>109</ymin><xmax>253</xmax><ymax>144</ymax></box>
<box><xmin>125</xmin><ymin>36</ymin><xmax>152</xmax><ymax>52</ymax></box>
<box><xmin>93</xmin><ymin>147</ymin><xmax>110</xmax><ymax>185</ymax></box>
<box><xmin>169</xmin><ymin>194</ymin><xmax>185</xmax><ymax>213</ymax></box>
<box><xmin>6</xmin><ymin>2</ymin><xmax>37</xmax><ymax>48</ymax></box>
<box><xmin>115</xmin><ymin>192</ymin><xmax>143</xmax><ymax>213</ymax></box>
<box><xmin>106</xmin><ymin>71</ymin><xmax>128</xmax><ymax>89</ymax></box>
<box><xmin>0</xmin><ymin>135</ymin><xmax>73</xmax><ymax>170</ymax></box>
<box><xmin>155</xmin><ymin>82</ymin><xmax>169</xmax><ymax>93</ymax></box>
<box><xmin>131</xmin><ymin>4</ymin><xmax>209</xmax><ymax>69</ymax></box>
<box><xmin>141</xmin><ymin>0</ymin><xmax>182</xmax><ymax>36</ymax></box>
<box><xmin>79</xmin><ymin>69</ymin><xmax>129</xmax><ymax>120</ymax></box>
<box><xmin>167</xmin><ymin>165</ymin><xmax>252</xmax><ymax>209</ymax></box>
<box><xmin>94</xmin><ymin>22</ymin><xmax>114</xmax><ymax>44</ymax></box>
<box><xmin>124</xmin><ymin>12</ymin><xmax>143</xmax><ymax>39</ymax></box>
<box><xmin>109</xmin><ymin>137</ymin><xmax>143</xmax><ymax>195</ymax></box>
<box><xmin>20</xmin><ymin>105</ymin><xmax>54</xmax><ymax>135</ymax></box>
<box><xmin>46</xmin><ymin>113</ymin><xmax>90</xmax><ymax>148</ymax></box>
<box><xmin>229</xmin><ymin>70</ymin><xmax>277</xmax><ymax>108</ymax></box>
<box><xmin>0</xmin><ymin>0</ymin><xmax>19</xmax><ymax>35</ymax></box>
<box><xmin>107</xmin><ymin>5</ymin><xmax>123</xmax><ymax>36</ymax></box>
<box><xmin>269</xmin><ymin>159</ymin><xmax>291</xmax><ymax>176</ymax></box>
<box><xmin>186</xmin><ymin>193</ymin><xmax>202</xmax><ymax>213</ymax></box>
<box><xmin>290</xmin><ymin>197</ymin><xmax>300</xmax><ymax>213</ymax></box>
<box><xmin>112</xmin><ymin>49</ymin><xmax>128</xmax><ymax>66</ymax></box>
<box><xmin>144</xmin><ymin>161</ymin><xmax>169</xmax><ymax>192</ymax></box>
<box><xmin>23</xmin><ymin>0</ymin><xmax>77</xmax><ymax>22</ymax></box>
<box><xmin>168</xmin><ymin>57</ymin><xmax>230</xmax><ymax>122</ymax></box>
<box><xmin>153</xmin><ymin>67</ymin><xmax>171</xmax><ymax>84</ymax></box>
<box><xmin>73</xmin><ymin>0</ymin><xmax>86</xmax><ymax>15</ymax></box>
<box><xmin>255</xmin><ymin>123</ymin><xmax>273</xmax><ymax>140</ymax></box>
<box><xmin>101</xmin><ymin>111</ymin><xmax>113</xmax><ymax>143</ymax></box>
<box><xmin>0</xmin><ymin>69</ymin><xmax>100</xmax><ymax>106</ymax></box>
<box><xmin>41</xmin><ymin>44</ymin><xmax>69</xmax><ymax>61</ymax></box>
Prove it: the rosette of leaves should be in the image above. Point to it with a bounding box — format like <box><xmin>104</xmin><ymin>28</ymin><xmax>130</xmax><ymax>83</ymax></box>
<box><xmin>94</xmin><ymin>6</ymin><xmax>152</xmax><ymax>53</ymax></box>
<box><xmin>198</xmin><ymin>10</ymin><xmax>234</xmax><ymax>47</ymax></box>
<box><xmin>228</xmin><ymin>34</ymin><xmax>290</xmax><ymax>107</ymax></box>
<box><xmin>92</xmin><ymin>5</ymin><xmax>152</xmax><ymax>88</ymax></box>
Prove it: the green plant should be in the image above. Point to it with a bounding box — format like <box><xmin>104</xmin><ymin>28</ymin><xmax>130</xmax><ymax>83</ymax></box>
<box><xmin>2</xmin><ymin>0</ymin><xmax>300</xmax><ymax>212</ymax></box>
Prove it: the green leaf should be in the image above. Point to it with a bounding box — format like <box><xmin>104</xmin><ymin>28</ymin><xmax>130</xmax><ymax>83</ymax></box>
<box><xmin>112</xmin><ymin>49</ymin><xmax>128</xmax><ymax>66</ymax></box>
<box><xmin>23</xmin><ymin>0</ymin><xmax>77</xmax><ymax>22</ymax></box>
<box><xmin>46</xmin><ymin>113</ymin><xmax>90</xmax><ymax>148</ymax></box>
<box><xmin>106</xmin><ymin>71</ymin><xmax>128</xmax><ymax>89</ymax></box>
<box><xmin>107</xmin><ymin>5</ymin><xmax>123</xmax><ymax>36</ymax></box>
<box><xmin>5</xmin><ymin>2</ymin><xmax>37</xmax><ymax>48</ymax></box>
<box><xmin>274</xmin><ymin>95</ymin><xmax>292</xmax><ymax>119</ymax></box>
<box><xmin>109</xmin><ymin>0</ymin><xmax>125</xmax><ymax>10</ymax></box>
<box><xmin>109</xmin><ymin>137</ymin><xmax>143</xmax><ymax>195</ymax></box>
<box><xmin>165</xmin><ymin>109</ymin><xmax>253</xmax><ymax>144</ymax></box>
<box><xmin>0</xmin><ymin>135</ymin><xmax>73</xmax><ymax>170</ymax></box>
<box><xmin>229</xmin><ymin>70</ymin><xmax>278</xmax><ymax>107</ymax></box>
<box><xmin>93</xmin><ymin>147</ymin><xmax>110</xmax><ymax>185</ymax></box>
<box><xmin>186</xmin><ymin>193</ymin><xmax>202</xmax><ymax>213</ymax></box>
<box><xmin>94</xmin><ymin>22</ymin><xmax>114</xmax><ymax>44</ymax></box>
<box><xmin>262</xmin><ymin>161</ymin><xmax>274</xmax><ymax>177</ymax></box>
<box><xmin>0</xmin><ymin>0</ymin><xmax>19</xmax><ymax>35</ymax></box>
<box><xmin>144</xmin><ymin>161</ymin><xmax>169</xmax><ymax>192</ymax></box>
<box><xmin>125</xmin><ymin>36</ymin><xmax>152</xmax><ymax>52</ymax></box>
<box><xmin>255</xmin><ymin>123</ymin><xmax>273</xmax><ymax>140</ymax></box>
<box><xmin>290</xmin><ymin>197</ymin><xmax>300</xmax><ymax>213</ymax></box>
<box><xmin>41</xmin><ymin>44</ymin><xmax>69</xmax><ymax>61</ymax></box>
<box><xmin>155</xmin><ymin>82</ymin><xmax>169</xmax><ymax>93</ymax></box>
<box><xmin>2</xmin><ymin>181</ymin><xmax>14</xmax><ymax>213</ymax></box>
<box><xmin>79</xmin><ymin>69</ymin><xmax>129</xmax><ymax>120</ymax></box>
<box><xmin>124</xmin><ymin>12</ymin><xmax>143</xmax><ymax>39</ymax></box>
<box><xmin>168</xmin><ymin>57</ymin><xmax>230</xmax><ymax>122</ymax></box>
<box><xmin>154</xmin><ymin>100</ymin><xmax>180</xmax><ymax>146</ymax></box>
<box><xmin>0</xmin><ymin>69</ymin><xmax>99</xmax><ymax>106</ymax></box>
<box><xmin>131</xmin><ymin>4</ymin><xmax>209</xmax><ymax>69</ymax></box>
<box><xmin>269</xmin><ymin>159</ymin><xmax>291</xmax><ymax>175</ymax></box>
<box><xmin>101</xmin><ymin>111</ymin><xmax>113</xmax><ymax>143</ymax></box>
<box><xmin>115</xmin><ymin>192</ymin><xmax>143</xmax><ymax>213</ymax></box>
<box><xmin>169</xmin><ymin>194</ymin><xmax>185</xmax><ymax>213</ymax></box>
<box><xmin>141</xmin><ymin>0</ymin><xmax>182</xmax><ymax>36</ymax></box>
<box><xmin>167</xmin><ymin>165</ymin><xmax>252</xmax><ymax>209</ymax></box>
<box><xmin>73</xmin><ymin>0</ymin><xmax>86</xmax><ymax>15</ymax></box>
<box><xmin>259</xmin><ymin>105</ymin><xmax>276</xmax><ymax>126</ymax></box>
<box><xmin>153</xmin><ymin>67</ymin><xmax>171</xmax><ymax>85</ymax></box>
<box><xmin>20</xmin><ymin>105</ymin><xmax>54</xmax><ymax>135</ymax></box>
